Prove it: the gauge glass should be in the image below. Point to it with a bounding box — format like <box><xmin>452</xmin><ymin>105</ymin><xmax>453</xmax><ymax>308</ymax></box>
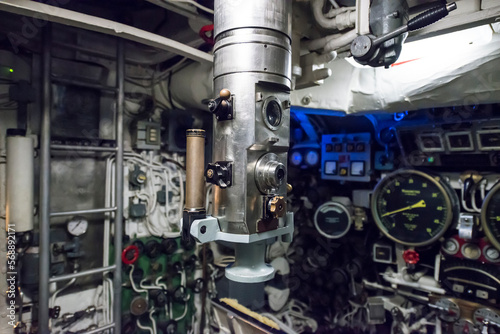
<box><xmin>290</xmin><ymin>151</ymin><xmax>303</xmax><ymax>166</ymax></box>
<box><xmin>305</xmin><ymin>150</ymin><xmax>319</xmax><ymax>166</ymax></box>
<box><xmin>481</xmin><ymin>181</ymin><xmax>500</xmax><ymax>250</ymax></box>
<box><xmin>474</xmin><ymin>308</ymin><xmax>500</xmax><ymax>327</ymax></box>
<box><xmin>436</xmin><ymin>298</ymin><xmax>460</xmax><ymax>322</ymax></box>
<box><xmin>67</xmin><ymin>217</ymin><xmax>88</xmax><ymax>236</ymax></box>
<box><xmin>314</xmin><ymin>202</ymin><xmax>352</xmax><ymax>239</ymax></box>
<box><xmin>371</xmin><ymin>169</ymin><xmax>455</xmax><ymax>246</ymax></box>
<box><xmin>484</xmin><ymin>246</ymin><xmax>500</xmax><ymax>262</ymax></box>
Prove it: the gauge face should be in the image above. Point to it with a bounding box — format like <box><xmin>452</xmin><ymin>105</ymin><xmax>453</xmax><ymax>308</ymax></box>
<box><xmin>290</xmin><ymin>151</ymin><xmax>303</xmax><ymax>166</ymax></box>
<box><xmin>314</xmin><ymin>202</ymin><xmax>352</xmax><ymax>239</ymax></box>
<box><xmin>371</xmin><ymin>169</ymin><xmax>455</xmax><ymax>246</ymax></box>
<box><xmin>436</xmin><ymin>298</ymin><xmax>460</xmax><ymax>322</ymax></box>
<box><xmin>67</xmin><ymin>216</ymin><xmax>88</xmax><ymax>236</ymax></box>
<box><xmin>481</xmin><ymin>181</ymin><xmax>500</xmax><ymax>250</ymax></box>
<box><xmin>305</xmin><ymin>150</ymin><xmax>319</xmax><ymax>166</ymax></box>
<box><xmin>474</xmin><ymin>308</ymin><xmax>500</xmax><ymax>327</ymax></box>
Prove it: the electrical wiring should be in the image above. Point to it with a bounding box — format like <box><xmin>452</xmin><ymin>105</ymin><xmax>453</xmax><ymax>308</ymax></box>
<box><xmin>49</xmin><ymin>278</ymin><xmax>77</xmax><ymax>330</ymax></box>
<box><xmin>161</xmin><ymin>0</ymin><xmax>214</xmax><ymax>15</ymax></box>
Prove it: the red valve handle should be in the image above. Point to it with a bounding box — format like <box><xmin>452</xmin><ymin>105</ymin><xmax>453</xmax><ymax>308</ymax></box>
<box><xmin>199</xmin><ymin>24</ymin><xmax>214</xmax><ymax>45</ymax></box>
<box><xmin>122</xmin><ymin>245</ymin><xmax>140</xmax><ymax>265</ymax></box>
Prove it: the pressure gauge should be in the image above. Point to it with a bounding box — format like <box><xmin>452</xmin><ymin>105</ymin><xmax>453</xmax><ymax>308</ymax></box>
<box><xmin>436</xmin><ymin>298</ymin><xmax>460</xmax><ymax>322</ymax></box>
<box><xmin>314</xmin><ymin>200</ymin><xmax>352</xmax><ymax>239</ymax></box>
<box><xmin>67</xmin><ymin>216</ymin><xmax>89</xmax><ymax>236</ymax></box>
<box><xmin>289</xmin><ymin>151</ymin><xmax>303</xmax><ymax>167</ymax></box>
<box><xmin>481</xmin><ymin>180</ymin><xmax>500</xmax><ymax>250</ymax></box>
<box><xmin>371</xmin><ymin>169</ymin><xmax>458</xmax><ymax>247</ymax></box>
<box><xmin>305</xmin><ymin>150</ymin><xmax>320</xmax><ymax>167</ymax></box>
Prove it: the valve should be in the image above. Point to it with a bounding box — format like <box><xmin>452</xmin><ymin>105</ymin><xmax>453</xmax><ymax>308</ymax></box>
<box><xmin>351</xmin><ymin>2</ymin><xmax>457</xmax><ymax>67</ymax></box>
<box><xmin>205</xmin><ymin>161</ymin><xmax>233</xmax><ymax>188</ymax></box>
<box><xmin>208</xmin><ymin>88</ymin><xmax>234</xmax><ymax>121</ymax></box>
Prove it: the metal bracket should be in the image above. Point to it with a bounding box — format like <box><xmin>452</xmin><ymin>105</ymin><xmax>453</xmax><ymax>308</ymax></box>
<box><xmin>190</xmin><ymin>212</ymin><xmax>294</xmax><ymax>244</ymax></box>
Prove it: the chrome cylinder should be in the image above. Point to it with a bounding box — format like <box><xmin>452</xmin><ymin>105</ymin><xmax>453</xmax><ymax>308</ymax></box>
<box><xmin>212</xmin><ymin>0</ymin><xmax>292</xmax><ymax>235</ymax></box>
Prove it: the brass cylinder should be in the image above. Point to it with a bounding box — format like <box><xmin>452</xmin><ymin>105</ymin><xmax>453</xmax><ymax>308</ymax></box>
<box><xmin>185</xmin><ymin>129</ymin><xmax>206</xmax><ymax>210</ymax></box>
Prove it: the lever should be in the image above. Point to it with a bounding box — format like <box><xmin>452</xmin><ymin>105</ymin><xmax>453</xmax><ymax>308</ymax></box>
<box><xmin>351</xmin><ymin>2</ymin><xmax>457</xmax><ymax>62</ymax></box>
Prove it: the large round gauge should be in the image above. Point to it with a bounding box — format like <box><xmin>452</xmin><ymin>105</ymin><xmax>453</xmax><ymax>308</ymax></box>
<box><xmin>371</xmin><ymin>169</ymin><xmax>457</xmax><ymax>247</ymax></box>
<box><xmin>481</xmin><ymin>180</ymin><xmax>500</xmax><ymax>250</ymax></box>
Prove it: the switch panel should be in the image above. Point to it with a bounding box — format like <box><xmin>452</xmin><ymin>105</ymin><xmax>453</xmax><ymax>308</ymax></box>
<box><xmin>321</xmin><ymin>133</ymin><xmax>371</xmax><ymax>182</ymax></box>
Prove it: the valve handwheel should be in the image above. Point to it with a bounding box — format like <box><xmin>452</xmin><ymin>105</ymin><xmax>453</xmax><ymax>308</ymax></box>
<box><xmin>122</xmin><ymin>245</ymin><xmax>140</xmax><ymax>265</ymax></box>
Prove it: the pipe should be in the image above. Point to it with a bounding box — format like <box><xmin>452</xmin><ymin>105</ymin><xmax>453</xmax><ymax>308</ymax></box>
<box><xmin>50</xmin><ymin>207</ymin><xmax>117</xmax><ymax>218</ymax></box>
<box><xmin>185</xmin><ymin>129</ymin><xmax>206</xmax><ymax>211</ymax></box>
<box><xmin>6</xmin><ymin>130</ymin><xmax>34</xmax><ymax>232</ymax></box>
<box><xmin>50</xmin><ymin>144</ymin><xmax>118</xmax><ymax>152</ymax></box>
<box><xmin>311</xmin><ymin>0</ymin><xmax>356</xmax><ymax>31</ymax></box>
<box><xmin>324</xmin><ymin>29</ymin><xmax>358</xmax><ymax>52</ymax></box>
<box><xmin>38</xmin><ymin>24</ymin><xmax>51</xmax><ymax>334</ymax></box>
<box><xmin>113</xmin><ymin>38</ymin><xmax>125</xmax><ymax>334</ymax></box>
<box><xmin>49</xmin><ymin>265</ymin><xmax>117</xmax><ymax>283</ymax></box>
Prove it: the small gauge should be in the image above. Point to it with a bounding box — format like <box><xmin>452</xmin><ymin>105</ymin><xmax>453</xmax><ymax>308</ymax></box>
<box><xmin>481</xmin><ymin>180</ymin><xmax>500</xmax><ymax>251</ymax></box>
<box><xmin>371</xmin><ymin>169</ymin><xmax>458</xmax><ymax>247</ymax></box>
<box><xmin>305</xmin><ymin>150</ymin><xmax>319</xmax><ymax>167</ymax></box>
<box><xmin>314</xmin><ymin>201</ymin><xmax>352</xmax><ymax>239</ymax></box>
<box><xmin>473</xmin><ymin>308</ymin><xmax>500</xmax><ymax>327</ymax></box>
<box><xmin>483</xmin><ymin>245</ymin><xmax>500</xmax><ymax>263</ymax></box>
<box><xmin>442</xmin><ymin>238</ymin><xmax>460</xmax><ymax>255</ymax></box>
<box><xmin>436</xmin><ymin>298</ymin><xmax>460</xmax><ymax>322</ymax></box>
<box><xmin>289</xmin><ymin>151</ymin><xmax>303</xmax><ymax>167</ymax></box>
<box><xmin>453</xmin><ymin>319</ymin><xmax>480</xmax><ymax>334</ymax></box>
<box><xmin>67</xmin><ymin>216</ymin><xmax>89</xmax><ymax>236</ymax></box>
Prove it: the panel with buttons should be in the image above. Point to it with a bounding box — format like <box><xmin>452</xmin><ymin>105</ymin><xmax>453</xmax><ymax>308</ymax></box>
<box><xmin>321</xmin><ymin>133</ymin><xmax>371</xmax><ymax>182</ymax></box>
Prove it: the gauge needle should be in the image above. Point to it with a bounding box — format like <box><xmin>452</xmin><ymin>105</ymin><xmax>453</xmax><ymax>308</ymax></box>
<box><xmin>381</xmin><ymin>199</ymin><xmax>426</xmax><ymax>217</ymax></box>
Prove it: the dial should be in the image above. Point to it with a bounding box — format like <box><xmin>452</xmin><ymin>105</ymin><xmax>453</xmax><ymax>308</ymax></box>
<box><xmin>481</xmin><ymin>181</ymin><xmax>500</xmax><ymax>251</ymax></box>
<box><xmin>314</xmin><ymin>201</ymin><xmax>352</xmax><ymax>239</ymax></box>
<box><xmin>305</xmin><ymin>150</ymin><xmax>319</xmax><ymax>166</ymax></box>
<box><xmin>371</xmin><ymin>169</ymin><xmax>457</xmax><ymax>246</ymax></box>
<box><xmin>290</xmin><ymin>151</ymin><xmax>303</xmax><ymax>167</ymax></box>
<box><xmin>436</xmin><ymin>298</ymin><xmax>460</xmax><ymax>322</ymax></box>
<box><xmin>473</xmin><ymin>308</ymin><xmax>500</xmax><ymax>327</ymax></box>
<box><xmin>67</xmin><ymin>216</ymin><xmax>88</xmax><ymax>236</ymax></box>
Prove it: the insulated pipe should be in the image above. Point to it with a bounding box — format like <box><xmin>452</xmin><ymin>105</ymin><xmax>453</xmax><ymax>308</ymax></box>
<box><xmin>113</xmin><ymin>38</ymin><xmax>125</xmax><ymax>334</ymax></box>
<box><xmin>38</xmin><ymin>24</ymin><xmax>51</xmax><ymax>334</ymax></box>
<box><xmin>185</xmin><ymin>129</ymin><xmax>206</xmax><ymax>210</ymax></box>
<box><xmin>6</xmin><ymin>131</ymin><xmax>34</xmax><ymax>232</ymax></box>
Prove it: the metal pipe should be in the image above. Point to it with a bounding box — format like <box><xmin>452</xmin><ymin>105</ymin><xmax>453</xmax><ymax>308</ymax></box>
<box><xmin>51</xmin><ymin>77</ymin><xmax>118</xmax><ymax>93</ymax></box>
<box><xmin>38</xmin><ymin>24</ymin><xmax>51</xmax><ymax>334</ymax></box>
<box><xmin>49</xmin><ymin>265</ymin><xmax>117</xmax><ymax>283</ymax></box>
<box><xmin>50</xmin><ymin>145</ymin><xmax>118</xmax><ymax>152</ymax></box>
<box><xmin>80</xmin><ymin>323</ymin><xmax>115</xmax><ymax>334</ymax></box>
<box><xmin>113</xmin><ymin>38</ymin><xmax>125</xmax><ymax>334</ymax></box>
<box><xmin>50</xmin><ymin>207</ymin><xmax>117</xmax><ymax>218</ymax></box>
<box><xmin>185</xmin><ymin>129</ymin><xmax>206</xmax><ymax>210</ymax></box>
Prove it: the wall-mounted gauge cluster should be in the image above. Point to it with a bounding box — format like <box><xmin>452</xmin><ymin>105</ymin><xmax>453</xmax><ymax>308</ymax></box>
<box><xmin>321</xmin><ymin>132</ymin><xmax>371</xmax><ymax>182</ymax></box>
<box><xmin>289</xmin><ymin>143</ymin><xmax>321</xmax><ymax>169</ymax></box>
<box><xmin>371</xmin><ymin>169</ymin><xmax>459</xmax><ymax>247</ymax></box>
<box><xmin>397</xmin><ymin>120</ymin><xmax>500</xmax><ymax>168</ymax></box>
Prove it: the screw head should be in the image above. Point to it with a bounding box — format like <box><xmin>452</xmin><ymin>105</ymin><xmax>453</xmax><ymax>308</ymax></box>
<box><xmin>206</xmin><ymin>169</ymin><xmax>214</xmax><ymax>178</ymax></box>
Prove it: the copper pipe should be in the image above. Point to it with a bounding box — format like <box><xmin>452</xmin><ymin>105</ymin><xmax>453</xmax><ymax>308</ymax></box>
<box><xmin>185</xmin><ymin>129</ymin><xmax>206</xmax><ymax>210</ymax></box>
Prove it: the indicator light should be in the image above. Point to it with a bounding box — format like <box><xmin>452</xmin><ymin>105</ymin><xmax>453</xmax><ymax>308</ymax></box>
<box><xmin>9</xmin><ymin>68</ymin><xmax>13</xmax><ymax>73</ymax></box>
<box><xmin>427</xmin><ymin>156</ymin><xmax>435</xmax><ymax>163</ymax></box>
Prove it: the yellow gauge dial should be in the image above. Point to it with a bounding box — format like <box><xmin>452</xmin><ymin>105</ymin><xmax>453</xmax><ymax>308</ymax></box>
<box><xmin>371</xmin><ymin>169</ymin><xmax>456</xmax><ymax>246</ymax></box>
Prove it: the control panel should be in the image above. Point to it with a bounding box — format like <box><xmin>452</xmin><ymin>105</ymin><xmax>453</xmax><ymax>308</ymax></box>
<box><xmin>397</xmin><ymin>119</ymin><xmax>500</xmax><ymax>167</ymax></box>
<box><xmin>321</xmin><ymin>132</ymin><xmax>371</xmax><ymax>182</ymax></box>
